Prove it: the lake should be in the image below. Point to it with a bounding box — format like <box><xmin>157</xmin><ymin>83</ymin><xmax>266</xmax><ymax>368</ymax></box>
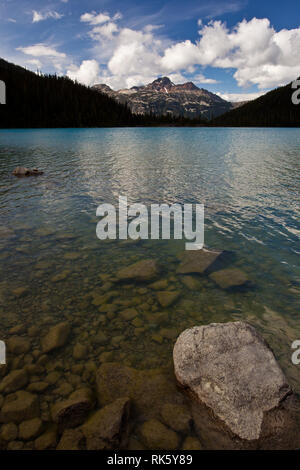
<box><xmin>0</xmin><ymin>127</ymin><xmax>299</xmax><ymax>449</ymax></box>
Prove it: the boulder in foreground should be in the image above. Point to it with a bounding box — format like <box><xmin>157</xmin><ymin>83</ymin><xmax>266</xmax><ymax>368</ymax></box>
<box><xmin>173</xmin><ymin>321</ymin><xmax>300</xmax><ymax>449</ymax></box>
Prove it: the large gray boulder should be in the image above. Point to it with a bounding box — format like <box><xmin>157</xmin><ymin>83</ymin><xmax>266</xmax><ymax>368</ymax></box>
<box><xmin>173</xmin><ymin>321</ymin><xmax>300</xmax><ymax>449</ymax></box>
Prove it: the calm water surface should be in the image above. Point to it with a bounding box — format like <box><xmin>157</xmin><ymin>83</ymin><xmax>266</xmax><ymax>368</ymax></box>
<box><xmin>0</xmin><ymin>128</ymin><xmax>299</xmax><ymax>447</ymax></box>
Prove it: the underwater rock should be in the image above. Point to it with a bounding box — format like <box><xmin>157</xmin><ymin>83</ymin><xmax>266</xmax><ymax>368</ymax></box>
<box><xmin>138</xmin><ymin>419</ymin><xmax>179</xmax><ymax>450</ymax></box>
<box><xmin>173</xmin><ymin>321</ymin><xmax>300</xmax><ymax>449</ymax></box>
<box><xmin>0</xmin><ymin>423</ymin><xmax>18</xmax><ymax>441</ymax></box>
<box><xmin>41</xmin><ymin>322</ymin><xmax>70</xmax><ymax>353</ymax></box>
<box><xmin>51</xmin><ymin>388</ymin><xmax>94</xmax><ymax>431</ymax></box>
<box><xmin>73</xmin><ymin>343</ymin><xmax>88</xmax><ymax>360</ymax></box>
<box><xmin>177</xmin><ymin>249</ymin><xmax>222</xmax><ymax>275</ymax></box>
<box><xmin>149</xmin><ymin>279</ymin><xmax>169</xmax><ymax>290</ymax></box>
<box><xmin>34</xmin><ymin>427</ymin><xmax>57</xmax><ymax>450</ymax></box>
<box><xmin>179</xmin><ymin>275</ymin><xmax>201</xmax><ymax>290</ymax></box>
<box><xmin>209</xmin><ymin>268</ymin><xmax>249</xmax><ymax>289</ymax></box>
<box><xmin>96</xmin><ymin>362</ymin><xmax>185</xmax><ymax>421</ymax></box>
<box><xmin>19</xmin><ymin>417</ymin><xmax>43</xmax><ymax>440</ymax></box>
<box><xmin>0</xmin><ymin>391</ymin><xmax>39</xmax><ymax>423</ymax></box>
<box><xmin>81</xmin><ymin>397</ymin><xmax>130</xmax><ymax>450</ymax></box>
<box><xmin>12</xmin><ymin>167</ymin><xmax>44</xmax><ymax>177</ymax></box>
<box><xmin>27</xmin><ymin>382</ymin><xmax>49</xmax><ymax>393</ymax></box>
<box><xmin>7</xmin><ymin>336</ymin><xmax>31</xmax><ymax>355</ymax></box>
<box><xmin>11</xmin><ymin>286</ymin><xmax>28</xmax><ymax>298</ymax></box>
<box><xmin>51</xmin><ymin>270</ymin><xmax>70</xmax><ymax>282</ymax></box>
<box><xmin>182</xmin><ymin>436</ymin><xmax>203</xmax><ymax>450</ymax></box>
<box><xmin>0</xmin><ymin>369</ymin><xmax>28</xmax><ymax>394</ymax></box>
<box><xmin>116</xmin><ymin>259</ymin><xmax>159</xmax><ymax>282</ymax></box>
<box><xmin>120</xmin><ymin>308</ymin><xmax>138</xmax><ymax>321</ymax></box>
<box><xmin>160</xmin><ymin>403</ymin><xmax>192</xmax><ymax>434</ymax></box>
<box><xmin>56</xmin><ymin>428</ymin><xmax>85</xmax><ymax>450</ymax></box>
<box><xmin>156</xmin><ymin>291</ymin><xmax>180</xmax><ymax>308</ymax></box>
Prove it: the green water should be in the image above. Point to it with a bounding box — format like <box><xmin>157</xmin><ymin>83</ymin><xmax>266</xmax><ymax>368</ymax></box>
<box><xmin>0</xmin><ymin>127</ymin><xmax>299</xmax><ymax>448</ymax></box>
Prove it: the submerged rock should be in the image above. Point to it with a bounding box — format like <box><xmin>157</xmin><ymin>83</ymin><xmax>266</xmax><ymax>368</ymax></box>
<box><xmin>177</xmin><ymin>249</ymin><xmax>222</xmax><ymax>275</ymax></box>
<box><xmin>160</xmin><ymin>403</ymin><xmax>192</xmax><ymax>434</ymax></box>
<box><xmin>51</xmin><ymin>388</ymin><xmax>94</xmax><ymax>431</ymax></box>
<box><xmin>41</xmin><ymin>322</ymin><xmax>70</xmax><ymax>353</ymax></box>
<box><xmin>34</xmin><ymin>427</ymin><xmax>57</xmax><ymax>450</ymax></box>
<box><xmin>156</xmin><ymin>291</ymin><xmax>180</xmax><ymax>308</ymax></box>
<box><xmin>81</xmin><ymin>397</ymin><xmax>130</xmax><ymax>450</ymax></box>
<box><xmin>209</xmin><ymin>267</ymin><xmax>249</xmax><ymax>289</ymax></box>
<box><xmin>0</xmin><ymin>391</ymin><xmax>39</xmax><ymax>423</ymax></box>
<box><xmin>19</xmin><ymin>417</ymin><xmax>43</xmax><ymax>440</ymax></box>
<box><xmin>0</xmin><ymin>369</ymin><xmax>28</xmax><ymax>394</ymax></box>
<box><xmin>138</xmin><ymin>419</ymin><xmax>179</xmax><ymax>450</ymax></box>
<box><xmin>12</xmin><ymin>167</ymin><xmax>43</xmax><ymax>177</ymax></box>
<box><xmin>7</xmin><ymin>336</ymin><xmax>31</xmax><ymax>355</ymax></box>
<box><xmin>116</xmin><ymin>259</ymin><xmax>159</xmax><ymax>282</ymax></box>
<box><xmin>0</xmin><ymin>423</ymin><xmax>18</xmax><ymax>441</ymax></box>
<box><xmin>182</xmin><ymin>436</ymin><xmax>203</xmax><ymax>450</ymax></box>
<box><xmin>96</xmin><ymin>362</ymin><xmax>185</xmax><ymax>421</ymax></box>
<box><xmin>173</xmin><ymin>321</ymin><xmax>300</xmax><ymax>449</ymax></box>
<box><xmin>56</xmin><ymin>428</ymin><xmax>85</xmax><ymax>450</ymax></box>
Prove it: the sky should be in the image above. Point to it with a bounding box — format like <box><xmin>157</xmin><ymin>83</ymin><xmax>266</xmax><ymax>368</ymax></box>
<box><xmin>0</xmin><ymin>0</ymin><xmax>299</xmax><ymax>101</ymax></box>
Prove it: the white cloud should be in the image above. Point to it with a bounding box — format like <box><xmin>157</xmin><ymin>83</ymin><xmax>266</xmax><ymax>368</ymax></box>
<box><xmin>89</xmin><ymin>22</ymin><xmax>119</xmax><ymax>40</ymax></box>
<box><xmin>161</xmin><ymin>18</ymin><xmax>300</xmax><ymax>89</ymax></box>
<box><xmin>193</xmin><ymin>73</ymin><xmax>219</xmax><ymax>84</ymax></box>
<box><xmin>80</xmin><ymin>11</ymin><xmax>122</xmax><ymax>26</ymax></box>
<box><xmin>67</xmin><ymin>60</ymin><xmax>101</xmax><ymax>86</ymax></box>
<box><xmin>17</xmin><ymin>44</ymin><xmax>66</xmax><ymax>58</ymax></box>
<box><xmin>32</xmin><ymin>10</ymin><xmax>64</xmax><ymax>23</ymax></box>
<box><xmin>70</xmin><ymin>15</ymin><xmax>300</xmax><ymax>91</ymax></box>
<box><xmin>216</xmin><ymin>91</ymin><xmax>266</xmax><ymax>102</ymax></box>
<box><xmin>17</xmin><ymin>44</ymin><xmax>68</xmax><ymax>73</ymax></box>
<box><xmin>80</xmin><ymin>12</ymin><xmax>111</xmax><ymax>25</ymax></box>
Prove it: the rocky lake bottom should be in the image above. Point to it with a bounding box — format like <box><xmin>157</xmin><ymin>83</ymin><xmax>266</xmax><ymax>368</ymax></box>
<box><xmin>0</xmin><ymin>127</ymin><xmax>299</xmax><ymax>449</ymax></box>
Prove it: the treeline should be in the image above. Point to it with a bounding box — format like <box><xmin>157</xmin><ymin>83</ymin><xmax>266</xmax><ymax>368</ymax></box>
<box><xmin>0</xmin><ymin>58</ymin><xmax>206</xmax><ymax>128</ymax></box>
<box><xmin>1</xmin><ymin>57</ymin><xmax>299</xmax><ymax>128</ymax></box>
<box><xmin>211</xmin><ymin>80</ymin><xmax>300</xmax><ymax>127</ymax></box>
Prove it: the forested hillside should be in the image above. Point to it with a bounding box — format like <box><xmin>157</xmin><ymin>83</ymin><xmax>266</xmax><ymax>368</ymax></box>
<box><xmin>211</xmin><ymin>81</ymin><xmax>300</xmax><ymax>127</ymax></box>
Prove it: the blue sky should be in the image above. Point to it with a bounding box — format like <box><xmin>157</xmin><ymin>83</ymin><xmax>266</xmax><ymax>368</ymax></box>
<box><xmin>0</xmin><ymin>0</ymin><xmax>299</xmax><ymax>101</ymax></box>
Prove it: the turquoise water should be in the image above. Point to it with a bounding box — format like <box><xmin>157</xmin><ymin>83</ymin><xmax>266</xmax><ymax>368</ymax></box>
<box><xmin>0</xmin><ymin>128</ymin><xmax>299</xmax><ymax>447</ymax></box>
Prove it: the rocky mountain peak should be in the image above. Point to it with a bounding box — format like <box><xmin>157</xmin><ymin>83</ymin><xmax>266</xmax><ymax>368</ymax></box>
<box><xmin>146</xmin><ymin>77</ymin><xmax>175</xmax><ymax>92</ymax></box>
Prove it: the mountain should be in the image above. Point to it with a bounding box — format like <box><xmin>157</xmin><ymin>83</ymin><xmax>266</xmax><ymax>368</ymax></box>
<box><xmin>211</xmin><ymin>80</ymin><xmax>300</xmax><ymax>127</ymax></box>
<box><xmin>0</xmin><ymin>58</ymin><xmax>139</xmax><ymax>128</ymax></box>
<box><xmin>0</xmin><ymin>59</ymin><xmax>208</xmax><ymax>128</ymax></box>
<box><xmin>93</xmin><ymin>77</ymin><xmax>236</xmax><ymax>119</ymax></box>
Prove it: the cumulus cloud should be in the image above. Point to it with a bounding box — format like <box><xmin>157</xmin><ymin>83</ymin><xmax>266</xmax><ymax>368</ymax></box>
<box><xmin>17</xmin><ymin>44</ymin><xmax>66</xmax><ymax>58</ymax></box>
<box><xmin>17</xmin><ymin>44</ymin><xmax>68</xmax><ymax>73</ymax></box>
<box><xmin>67</xmin><ymin>60</ymin><xmax>101</xmax><ymax>86</ymax></box>
<box><xmin>32</xmin><ymin>10</ymin><xmax>64</xmax><ymax>23</ymax></box>
<box><xmin>66</xmin><ymin>14</ymin><xmax>300</xmax><ymax>92</ymax></box>
<box><xmin>162</xmin><ymin>17</ymin><xmax>300</xmax><ymax>89</ymax></box>
<box><xmin>216</xmin><ymin>91</ymin><xmax>265</xmax><ymax>102</ymax></box>
<box><xmin>80</xmin><ymin>11</ymin><xmax>122</xmax><ymax>25</ymax></box>
<box><xmin>193</xmin><ymin>74</ymin><xmax>219</xmax><ymax>84</ymax></box>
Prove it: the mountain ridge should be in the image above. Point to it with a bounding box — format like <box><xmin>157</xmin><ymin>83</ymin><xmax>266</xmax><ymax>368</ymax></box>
<box><xmin>93</xmin><ymin>77</ymin><xmax>239</xmax><ymax>119</ymax></box>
